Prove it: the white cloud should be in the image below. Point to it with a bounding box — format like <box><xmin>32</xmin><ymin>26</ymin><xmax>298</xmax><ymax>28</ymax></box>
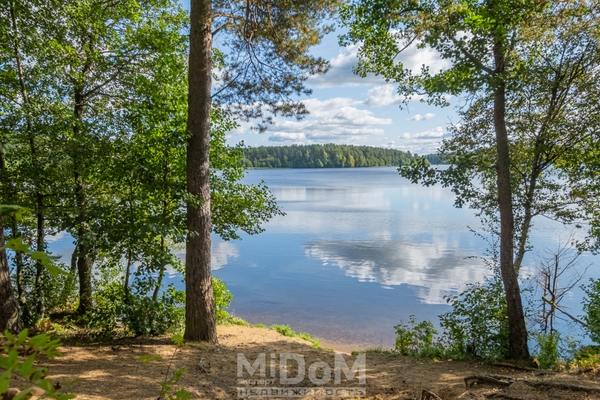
<box><xmin>262</xmin><ymin>97</ymin><xmax>392</xmax><ymax>144</ymax></box>
<box><xmin>365</xmin><ymin>85</ymin><xmax>403</xmax><ymax>107</ymax></box>
<box><xmin>401</xmin><ymin>126</ymin><xmax>446</xmax><ymax>140</ymax></box>
<box><xmin>268</xmin><ymin>132</ymin><xmax>306</xmax><ymax>143</ymax></box>
<box><xmin>407</xmin><ymin>113</ymin><xmax>435</xmax><ymax>121</ymax></box>
<box><xmin>394</xmin><ymin>126</ymin><xmax>449</xmax><ymax>154</ymax></box>
<box><xmin>396</xmin><ymin>41</ymin><xmax>450</xmax><ymax>74</ymax></box>
<box><xmin>308</xmin><ymin>40</ymin><xmax>451</xmax><ymax>89</ymax></box>
<box><xmin>308</xmin><ymin>44</ymin><xmax>384</xmax><ymax>88</ymax></box>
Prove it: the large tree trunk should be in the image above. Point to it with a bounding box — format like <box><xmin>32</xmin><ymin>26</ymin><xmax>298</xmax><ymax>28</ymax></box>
<box><xmin>184</xmin><ymin>0</ymin><xmax>217</xmax><ymax>343</ymax></box>
<box><xmin>10</xmin><ymin>0</ymin><xmax>46</xmax><ymax>323</ymax></box>
<box><xmin>0</xmin><ymin>214</ymin><xmax>22</xmax><ymax>334</ymax></box>
<box><xmin>493</xmin><ymin>42</ymin><xmax>530</xmax><ymax>360</ymax></box>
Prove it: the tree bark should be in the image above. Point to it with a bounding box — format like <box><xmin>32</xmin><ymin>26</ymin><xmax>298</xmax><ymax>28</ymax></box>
<box><xmin>34</xmin><ymin>197</ymin><xmax>45</xmax><ymax>319</ymax></box>
<box><xmin>73</xmin><ymin>89</ymin><xmax>93</xmax><ymax>316</ymax></box>
<box><xmin>10</xmin><ymin>0</ymin><xmax>46</xmax><ymax>322</ymax></box>
<box><xmin>0</xmin><ymin>214</ymin><xmax>22</xmax><ymax>334</ymax></box>
<box><xmin>152</xmin><ymin>236</ymin><xmax>165</xmax><ymax>302</ymax></box>
<box><xmin>184</xmin><ymin>0</ymin><xmax>217</xmax><ymax>343</ymax></box>
<box><xmin>10</xmin><ymin>218</ymin><xmax>30</xmax><ymax>325</ymax></box>
<box><xmin>493</xmin><ymin>42</ymin><xmax>530</xmax><ymax>360</ymax></box>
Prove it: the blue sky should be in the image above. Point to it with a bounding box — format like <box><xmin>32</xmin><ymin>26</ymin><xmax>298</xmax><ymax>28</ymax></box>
<box><xmin>227</xmin><ymin>31</ymin><xmax>458</xmax><ymax>155</ymax></box>
<box><xmin>180</xmin><ymin>1</ymin><xmax>456</xmax><ymax>155</ymax></box>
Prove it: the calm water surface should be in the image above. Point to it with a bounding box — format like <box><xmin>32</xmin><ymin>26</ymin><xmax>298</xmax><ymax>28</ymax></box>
<box><xmin>48</xmin><ymin>167</ymin><xmax>599</xmax><ymax>350</ymax></box>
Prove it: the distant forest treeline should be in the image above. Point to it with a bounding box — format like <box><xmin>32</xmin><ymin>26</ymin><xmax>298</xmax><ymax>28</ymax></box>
<box><xmin>241</xmin><ymin>144</ymin><xmax>443</xmax><ymax>168</ymax></box>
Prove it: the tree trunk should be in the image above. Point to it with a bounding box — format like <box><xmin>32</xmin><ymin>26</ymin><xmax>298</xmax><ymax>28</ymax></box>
<box><xmin>34</xmin><ymin>196</ymin><xmax>45</xmax><ymax>319</ymax></box>
<box><xmin>124</xmin><ymin>247</ymin><xmax>132</xmax><ymax>305</ymax></box>
<box><xmin>73</xmin><ymin>89</ymin><xmax>93</xmax><ymax>316</ymax></box>
<box><xmin>152</xmin><ymin>236</ymin><xmax>165</xmax><ymax>302</ymax></box>
<box><xmin>0</xmin><ymin>214</ymin><xmax>22</xmax><ymax>334</ymax></box>
<box><xmin>76</xmin><ymin>237</ymin><xmax>93</xmax><ymax>315</ymax></box>
<box><xmin>184</xmin><ymin>0</ymin><xmax>217</xmax><ymax>343</ymax></box>
<box><xmin>493</xmin><ymin>42</ymin><xmax>530</xmax><ymax>360</ymax></box>
<box><xmin>10</xmin><ymin>218</ymin><xmax>31</xmax><ymax>326</ymax></box>
<box><xmin>11</xmin><ymin>0</ymin><xmax>46</xmax><ymax>323</ymax></box>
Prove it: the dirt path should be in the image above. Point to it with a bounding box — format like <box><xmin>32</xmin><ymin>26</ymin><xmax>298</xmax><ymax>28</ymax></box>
<box><xmin>26</xmin><ymin>325</ymin><xmax>600</xmax><ymax>399</ymax></box>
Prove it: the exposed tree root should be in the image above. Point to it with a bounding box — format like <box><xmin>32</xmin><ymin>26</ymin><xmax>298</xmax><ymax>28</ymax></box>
<box><xmin>421</xmin><ymin>389</ymin><xmax>442</xmax><ymax>400</ymax></box>
<box><xmin>524</xmin><ymin>380</ymin><xmax>600</xmax><ymax>393</ymax></box>
<box><xmin>493</xmin><ymin>362</ymin><xmax>537</xmax><ymax>371</ymax></box>
<box><xmin>463</xmin><ymin>373</ymin><xmax>600</xmax><ymax>396</ymax></box>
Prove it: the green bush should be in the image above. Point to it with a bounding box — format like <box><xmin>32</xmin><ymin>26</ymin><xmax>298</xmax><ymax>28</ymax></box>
<box><xmin>83</xmin><ymin>267</ymin><xmax>233</xmax><ymax>336</ymax></box>
<box><xmin>123</xmin><ymin>285</ymin><xmax>185</xmax><ymax>336</ymax></box>
<box><xmin>212</xmin><ymin>276</ymin><xmax>233</xmax><ymax>323</ymax></box>
<box><xmin>439</xmin><ymin>275</ymin><xmax>509</xmax><ymax>360</ymax></box>
<box><xmin>582</xmin><ymin>278</ymin><xmax>600</xmax><ymax>344</ymax></box>
<box><xmin>534</xmin><ymin>332</ymin><xmax>560</xmax><ymax>369</ymax></box>
<box><xmin>394</xmin><ymin>315</ymin><xmax>443</xmax><ymax>357</ymax></box>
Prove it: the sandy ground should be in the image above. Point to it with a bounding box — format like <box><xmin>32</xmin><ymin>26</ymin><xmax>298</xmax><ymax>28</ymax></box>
<box><xmin>12</xmin><ymin>325</ymin><xmax>600</xmax><ymax>399</ymax></box>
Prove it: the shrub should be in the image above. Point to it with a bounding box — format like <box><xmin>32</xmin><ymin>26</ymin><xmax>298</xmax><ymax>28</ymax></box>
<box><xmin>582</xmin><ymin>278</ymin><xmax>600</xmax><ymax>343</ymax></box>
<box><xmin>439</xmin><ymin>274</ymin><xmax>509</xmax><ymax>360</ymax></box>
<box><xmin>212</xmin><ymin>276</ymin><xmax>233</xmax><ymax>323</ymax></box>
<box><xmin>394</xmin><ymin>315</ymin><xmax>443</xmax><ymax>357</ymax></box>
<box><xmin>534</xmin><ymin>332</ymin><xmax>560</xmax><ymax>369</ymax></box>
<box><xmin>123</xmin><ymin>285</ymin><xmax>185</xmax><ymax>336</ymax></box>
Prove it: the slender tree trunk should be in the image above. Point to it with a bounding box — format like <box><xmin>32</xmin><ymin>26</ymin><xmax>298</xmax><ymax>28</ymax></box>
<box><xmin>493</xmin><ymin>42</ymin><xmax>530</xmax><ymax>360</ymax></box>
<box><xmin>184</xmin><ymin>0</ymin><xmax>217</xmax><ymax>343</ymax></box>
<box><xmin>70</xmin><ymin>245</ymin><xmax>78</xmax><ymax>273</ymax></box>
<box><xmin>75</xmin><ymin>193</ymin><xmax>93</xmax><ymax>315</ymax></box>
<box><xmin>34</xmin><ymin>197</ymin><xmax>45</xmax><ymax>319</ymax></box>
<box><xmin>10</xmin><ymin>218</ymin><xmax>30</xmax><ymax>325</ymax></box>
<box><xmin>152</xmin><ymin>236</ymin><xmax>165</xmax><ymax>302</ymax></box>
<box><xmin>124</xmin><ymin>247</ymin><xmax>133</xmax><ymax>305</ymax></box>
<box><xmin>0</xmin><ymin>214</ymin><xmax>21</xmax><ymax>334</ymax></box>
<box><xmin>73</xmin><ymin>89</ymin><xmax>93</xmax><ymax>316</ymax></box>
<box><xmin>514</xmin><ymin>165</ymin><xmax>540</xmax><ymax>271</ymax></box>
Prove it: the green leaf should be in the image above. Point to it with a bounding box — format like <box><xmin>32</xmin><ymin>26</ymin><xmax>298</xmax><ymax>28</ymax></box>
<box><xmin>136</xmin><ymin>354</ymin><xmax>162</xmax><ymax>365</ymax></box>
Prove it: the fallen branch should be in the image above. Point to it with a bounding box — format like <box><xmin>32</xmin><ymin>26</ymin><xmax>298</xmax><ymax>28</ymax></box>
<box><xmin>464</xmin><ymin>375</ymin><xmax>514</xmax><ymax>388</ymax></box>
<box><xmin>421</xmin><ymin>389</ymin><xmax>442</xmax><ymax>400</ymax></box>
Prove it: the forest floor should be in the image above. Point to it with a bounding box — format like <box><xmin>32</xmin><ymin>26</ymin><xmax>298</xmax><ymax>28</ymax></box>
<box><xmin>12</xmin><ymin>324</ymin><xmax>600</xmax><ymax>400</ymax></box>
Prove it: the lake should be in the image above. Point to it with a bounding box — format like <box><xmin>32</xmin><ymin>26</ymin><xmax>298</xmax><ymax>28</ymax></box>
<box><xmin>48</xmin><ymin>167</ymin><xmax>599</xmax><ymax>351</ymax></box>
<box><xmin>204</xmin><ymin>167</ymin><xmax>600</xmax><ymax>351</ymax></box>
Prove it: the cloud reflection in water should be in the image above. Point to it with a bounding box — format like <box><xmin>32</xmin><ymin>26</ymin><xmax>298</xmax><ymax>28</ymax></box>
<box><xmin>304</xmin><ymin>239</ymin><xmax>490</xmax><ymax>304</ymax></box>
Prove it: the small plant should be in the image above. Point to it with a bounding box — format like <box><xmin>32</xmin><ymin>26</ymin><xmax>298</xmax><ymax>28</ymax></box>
<box><xmin>0</xmin><ymin>329</ymin><xmax>75</xmax><ymax>399</ymax></box>
<box><xmin>569</xmin><ymin>346</ymin><xmax>600</xmax><ymax>373</ymax></box>
<box><xmin>269</xmin><ymin>325</ymin><xmax>321</xmax><ymax>348</ymax></box>
<box><xmin>534</xmin><ymin>332</ymin><xmax>560</xmax><ymax>369</ymax></box>
<box><xmin>136</xmin><ymin>335</ymin><xmax>192</xmax><ymax>400</ymax></box>
<box><xmin>394</xmin><ymin>315</ymin><xmax>443</xmax><ymax>357</ymax></box>
<box><xmin>271</xmin><ymin>324</ymin><xmax>295</xmax><ymax>337</ymax></box>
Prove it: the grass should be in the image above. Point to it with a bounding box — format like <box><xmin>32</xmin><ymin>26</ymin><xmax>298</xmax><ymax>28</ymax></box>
<box><xmin>221</xmin><ymin>315</ymin><xmax>323</xmax><ymax>349</ymax></box>
<box><xmin>352</xmin><ymin>347</ymin><xmax>399</xmax><ymax>357</ymax></box>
